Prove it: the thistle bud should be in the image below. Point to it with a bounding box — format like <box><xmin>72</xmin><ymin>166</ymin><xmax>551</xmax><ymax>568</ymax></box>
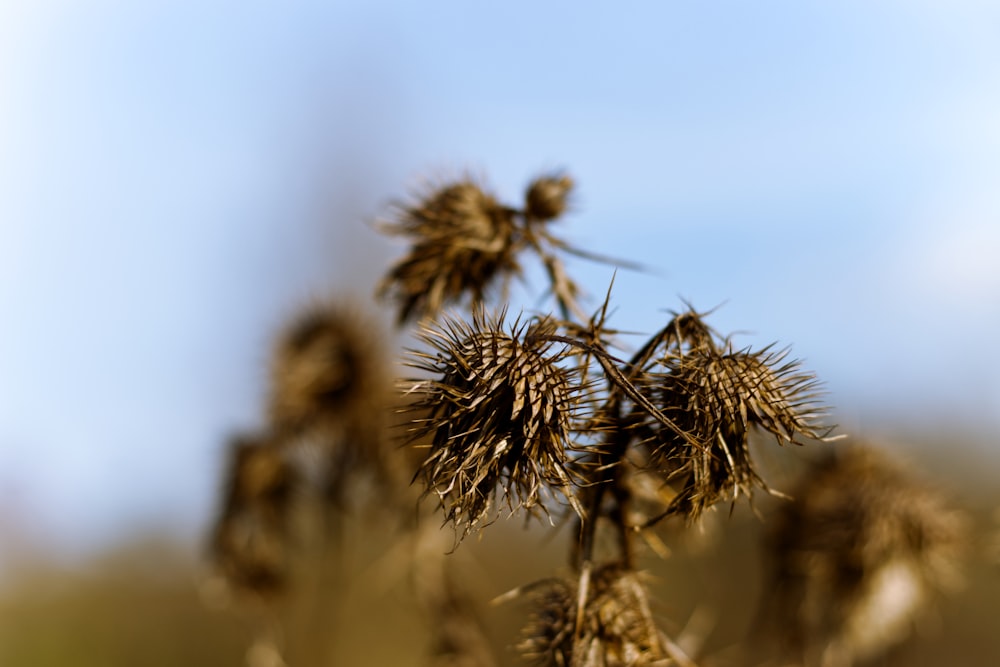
<box><xmin>525</xmin><ymin>174</ymin><xmax>574</xmax><ymax>222</ymax></box>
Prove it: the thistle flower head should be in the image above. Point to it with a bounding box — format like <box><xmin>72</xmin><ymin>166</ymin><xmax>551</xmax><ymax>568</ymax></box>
<box><xmin>764</xmin><ymin>445</ymin><xmax>968</xmax><ymax>667</ymax></box>
<box><xmin>405</xmin><ymin>308</ymin><xmax>589</xmax><ymax>536</ymax></box>
<box><xmin>643</xmin><ymin>344</ymin><xmax>832</xmax><ymax>521</ymax></box>
<box><xmin>378</xmin><ymin>179</ymin><xmax>521</xmax><ymax>324</ymax></box>
<box><xmin>518</xmin><ymin>565</ymin><xmax>669</xmax><ymax>667</ymax></box>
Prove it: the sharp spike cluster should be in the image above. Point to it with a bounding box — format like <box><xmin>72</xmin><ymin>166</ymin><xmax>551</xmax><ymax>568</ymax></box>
<box><xmin>404</xmin><ymin>308</ymin><xmax>590</xmax><ymax>535</ymax></box>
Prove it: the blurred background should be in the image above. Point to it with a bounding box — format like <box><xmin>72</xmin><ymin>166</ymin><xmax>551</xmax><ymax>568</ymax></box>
<box><xmin>1</xmin><ymin>1</ymin><xmax>998</xmax><ymax>665</ymax></box>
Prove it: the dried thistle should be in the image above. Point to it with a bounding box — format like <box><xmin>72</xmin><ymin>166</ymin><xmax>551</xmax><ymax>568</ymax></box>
<box><xmin>377</xmin><ymin>179</ymin><xmax>522</xmax><ymax>324</ymax></box>
<box><xmin>267</xmin><ymin>301</ymin><xmax>394</xmax><ymax>506</ymax></box>
<box><xmin>209</xmin><ymin>165</ymin><xmax>858</xmax><ymax>667</ymax></box>
<box><xmin>377</xmin><ymin>171</ymin><xmax>639</xmax><ymax>324</ymax></box>
<box><xmin>641</xmin><ymin>342</ymin><xmax>833</xmax><ymax>522</ymax></box>
<box><xmin>210</xmin><ymin>434</ymin><xmax>298</xmax><ymax>597</ymax></box>
<box><xmin>763</xmin><ymin>444</ymin><xmax>968</xmax><ymax>667</ymax></box>
<box><xmin>404</xmin><ymin>307</ymin><xmax>590</xmax><ymax>536</ymax></box>
<box><xmin>517</xmin><ymin>564</ymin><xmax>675</xmax><ymax>667</ymax></box>
<box><xmin>269</xmin><ymin>301</ymin><xmax>388</xmax><ymax>432</ymax></box>
<box><xmin>525</xmin><ymin>173</ymin><xmax>574</xmax><ymax>222</ymax></box>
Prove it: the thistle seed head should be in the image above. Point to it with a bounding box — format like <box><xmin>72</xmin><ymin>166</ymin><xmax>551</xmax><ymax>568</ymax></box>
<box><xmin>378</xmin><ymin>179</ymin><xmax>521</xmax><ymax>324</ymax></box>
<box><xmin>268</xmin><ymin>302</ymin><xmax>393</xmax><ymax>508</ymax></box>
<box><xmin>525</xmin><ymin>174</ymin><xmax>574</xmax><ymax>222</ymax></box>
<box><xmin>764</xmin><ymin>445</ymin><xmax>968</xmax><ymax>667</ymax></box>
<box><xmin>269</xmin><ymin>302</ymin><xmax>388</xmax><ymax>431</ymax></box>
<box><xmin>405</xmin><ymin>308</ymin><xmax>588</xmax><ymax>536</ymax></box>
<box><xmin>645</xmin><ymin>345</ymin><xmax>832</xmax><ymax>521</ymax></box>
<box><xmin>210</xmin><ymin>435</ymin><xmax>298</xmax><ymax>597</ymax></box>
<box><xmin>518</xmin><ymin>565</ymin><xmax>669</xmax><ymax>667</ymax></box>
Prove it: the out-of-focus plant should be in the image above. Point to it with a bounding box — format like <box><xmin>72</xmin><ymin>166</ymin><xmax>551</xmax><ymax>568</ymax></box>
<box><xmin>758</xmin><ymin>444</ymin><xmax>968</xmax><ymax>667</ymax></box>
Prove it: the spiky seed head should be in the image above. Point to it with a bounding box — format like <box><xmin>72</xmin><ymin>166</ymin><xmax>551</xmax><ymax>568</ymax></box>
<box><xmin>518</xmin><ymin>564</ymin><xmax>668</xmax><ymax>667</ymax></box>
<box><xmin>378</xmin><ymin>179</ymin><xmax>521</xmax><ymax>324</ymax></box>
<box><xmin>764</xmin><ymin>445</ymin><xmax>968</xmax><ymax>667</ymax></box>
<box><xmin>268</xmin><ymin>302</ymin><xmax>393</xmax><ymax>507</ymax></box>
<box><xmin>406</xmin><ymin>308</ymin><xmax>587</xmax><ymax>536</ymax></box>
<box><xmin>211</xmin><ymin>435</ymin><xmax>298</xmax><ymax>597</ymax></box>
<box><xmin>269</xmin><ymin>302</ymin><xmax>387</xmax><ymax>431</ymax></box>
<box><xmin>525</xmin><ymin>174</ymin><xmax>574</xmax><ymax>222</ymax></box>
<box><xmin>646</xmin><ymin>345</ymin><xmax>831</xmax><ymax>521</ymax></box>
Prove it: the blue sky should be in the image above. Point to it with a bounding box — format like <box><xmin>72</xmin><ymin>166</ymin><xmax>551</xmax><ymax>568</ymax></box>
<box><xmin>2</xmin><ymin>1</ymin><xmax>999</xmax><ymax>557</ymax></box>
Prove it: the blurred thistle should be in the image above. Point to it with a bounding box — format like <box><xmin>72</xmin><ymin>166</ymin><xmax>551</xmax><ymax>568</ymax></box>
<box><xmin>267</xmin><ymin>301</ymin><xmax>396</xmax><ymax>507</ymax></box>
<box><xmin>404</xmin><ymin>307</ymin><xmax>591</xmax><ymax>536</ymax></box>
<box><xmin>378</xmin><ymin>179</ymin><xmax>520</xmax><ymax>325</ymax></box>
<box><xmin>761</xmin><ymin>444</ymin><xmax>968</xmax><ymax>667</ymax></box>
<box><xmin>525</xmin><ymin>173</ymin><xmax>574</xmax><ymax>222</ymax></box>
<box><xmin>269</xmin><ymin>300</ymin><xmax>388</xmax><ymax>434</ymax></box>
<box><xmin>378</xmin><ymin>171</ymin><xmax>636</xmax><ymax>325</ymax></box>
<box><xmin>210</xmin><ymin>434</ymin><xmax>298</xmax><ymax>598</ymax></box>
<box><xmin>516</xmin><ymin>564</ymin><xmax>684</xmax><ymax>667</ymax></box>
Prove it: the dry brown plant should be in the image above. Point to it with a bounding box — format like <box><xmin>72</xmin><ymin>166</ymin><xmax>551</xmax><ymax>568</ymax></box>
<box><xmin>403</xmin><ymin>308</ymin><xmax>591</xmax><ymax>535</ymax></box>
<box><xmin>211</xmin><ymin>434</ymin><xmax>298</xmax><ymax>599</ymax></box>
<box><xmin>205</xmin><ymin>167</ymin><xmax>970</xmax><ymax>667</ymax></box>
<box><xmin>758</xmin><ymin>444</ymin><xmax>968</xmax><ymax>667</ymax></box>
